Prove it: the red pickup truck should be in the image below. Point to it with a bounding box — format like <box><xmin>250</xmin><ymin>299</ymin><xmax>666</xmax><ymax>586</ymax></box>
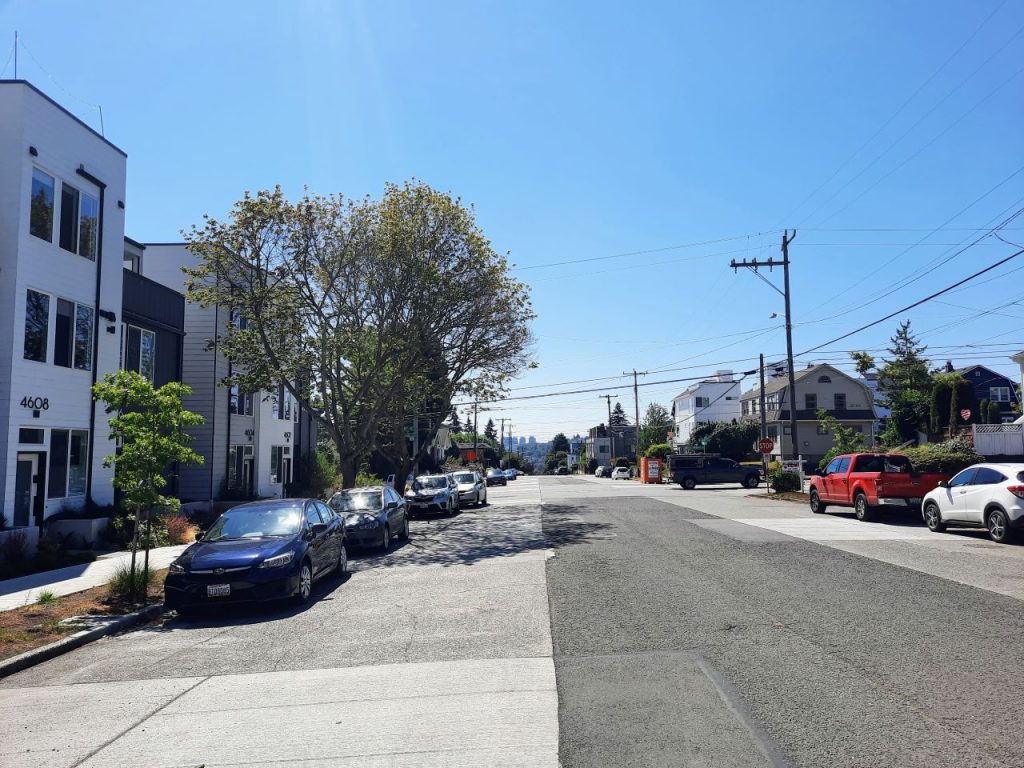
<box><xmin>808</xmin><ymin>453</ymin><xmax>951</xmax><ymax>521</ymax></box>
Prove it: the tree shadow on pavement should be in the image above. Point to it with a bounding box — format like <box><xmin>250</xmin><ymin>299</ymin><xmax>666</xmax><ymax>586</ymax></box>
<box><xmin>350</xmin><ymin>503</ymin><xmax>611</xmax><ymax>571</ymax></box>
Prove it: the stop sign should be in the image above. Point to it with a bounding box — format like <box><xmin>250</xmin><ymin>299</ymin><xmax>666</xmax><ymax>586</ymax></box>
<box><xmin>758</xmin><ymin>437</ymin><xmax>775</xmax><ymax>454</ymax></box>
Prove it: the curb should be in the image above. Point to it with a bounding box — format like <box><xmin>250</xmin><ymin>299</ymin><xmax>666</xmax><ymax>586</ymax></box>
<box><xmin>0</xmin><ymin>603</ymin><xmax>165</xmax><ymax>679</ymax></box>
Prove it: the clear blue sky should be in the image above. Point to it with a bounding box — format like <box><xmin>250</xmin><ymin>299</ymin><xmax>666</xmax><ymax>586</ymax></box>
<box><xmin>3</xmin><ymin>0</ymin><xmax>1022</xmax><ymax>441</ymax></box>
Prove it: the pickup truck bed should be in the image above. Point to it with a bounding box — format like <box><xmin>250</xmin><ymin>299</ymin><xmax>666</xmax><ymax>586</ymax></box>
<box><xmin>808</xmin><ymin>453</ymin><xmax>950</xmax><ymax>521</ymax></box>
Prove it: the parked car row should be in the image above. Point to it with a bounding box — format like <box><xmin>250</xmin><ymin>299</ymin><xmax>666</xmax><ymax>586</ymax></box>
<box><xmin>808</xmin><ymin>454</ymin><xmax>1024</xmax><ymax>544</ymax></box>
<box><xmin>164</xmin><ymin>468</ymin><xmax>520</xmax><ymax>613</ymax></box>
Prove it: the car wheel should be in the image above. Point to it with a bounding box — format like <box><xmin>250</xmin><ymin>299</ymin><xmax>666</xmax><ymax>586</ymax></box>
<box><xmin>295</xmin><ymin>560</ymin><xmax>313</xmax><ymax>604</ymax></box>
<box><xmin>809</xmin><ymin>489</ymin><xmax>826</xmax><ymax>514</ymax></box>
<box><xmin>987</xmin><ymin>508</ymin><xmax>1013</xmax><ymax>544</ymax></box>
<box><xmin>336</xmin><ymin>545</ymin><xmax>349</xmax><ymax>576</ymax></box>
<box><xmin>743</xmin><ymin>474</ymin><xmax>759</xmax><ymax>489</ymax></box>
<box><xmin>923</xmin><ymin>502</ymin><xmax>946</xmax><ymax>532</ymax></box>
<box><xmin>854</xmin><ymin>492</ymin><xmax>874</xmax><ymax>522</ymax></box>
<box><xmin>380</xmin><ymin>525</ymin><xmax>391</xmax><ymax>552</ymax></box>
<box><xmin>682</xmin><ymin>477</ymin><xmax>696</xmax><ymax>490</ymax></box>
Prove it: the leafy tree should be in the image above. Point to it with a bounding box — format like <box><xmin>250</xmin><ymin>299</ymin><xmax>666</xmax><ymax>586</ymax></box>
<box><xmin>644</xmin><ymin>443</ymin><xmax>673</xmax><ymax>461</ymax></box>
<box><xmin>544</xmin><ymin>451</ymin><xmax>569</xmax><ymax>474</ymax></box>
<box><xmin>685</xmin><ymin>420</ymin><xmax>759</xmax><ymax>460</ymax></box>
<box><xmin>550</xmin><ymin>432</ymin><xmax>571</xmax><ymax>453</ymax></box>
<box><xmin>609</xmin><ymin>401</ymin><xmax>629</xmax><ymax>426</ymax></box>
<box><xmin>184</xmin><ymin>182</ymin><xmax>534</xmax><ymax>486</ymax></box>
<box><xmin>929</xmin><ymin>373</ymin><xmax>977</xmax><ymax>435</ymax></box>
<box><xmin>613</xmin><ymin>457</ymin><xmax>631</xmax><ymax>468</ymax></box>
<box><xmin>850</xmin><ymin>351</ymin><xmax>876</xmax><ymax>376</ymax></box>
<box><xmin>92</xmin><ymin>371</ymin><xmax>204</xmax><ymax>601</ymax></box>
<box><xmin>637</xmin><ymin>403</ymin><xmax>672</xmax><ymax>455</ymax></box>
<box><xmin>816</xmin><ymin>408</ymin><xmax>866</xmax><ymax>471</ymax></box>
<box><xmin>484</xmin><ymin>418</ymin><xmax>497</xmax><ymax>440</ymax></box>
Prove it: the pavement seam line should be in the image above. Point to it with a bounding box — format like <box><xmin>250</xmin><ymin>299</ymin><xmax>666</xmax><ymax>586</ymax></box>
<box><xmin>67</xmin><ymin>675</ymin><xmax>210</xmax><ymax>768</ymax></box>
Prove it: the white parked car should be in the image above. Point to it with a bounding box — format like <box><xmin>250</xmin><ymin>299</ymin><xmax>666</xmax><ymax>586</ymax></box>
<box><xmin>921</xmin><ymin>463</ymin><xmax>1024</xmax><ymax>544</ymax></box>
<box><xmin>451</xmin><ymin>470</ymin><xmax>487</xmax><ymax>507</ymax></box>
<box><xmin>611</xmin><ymin>467</ymin><xmax>631</xmax><ymax>481</ymax></box>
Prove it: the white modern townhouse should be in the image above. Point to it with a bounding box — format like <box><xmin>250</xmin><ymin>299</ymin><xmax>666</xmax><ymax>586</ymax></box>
<box><xmin>0</xmin><ymin>80</ymin><xmax>127</xmax><ymax>539</ymax></box>
<box><xmin>671</xmin><ymin>370</ymin><xmax>743</xmax><ymax>449</ymax></box>
<box><xmin>141</xmin><ymin>243</ymin><xmax>317</xmax><ymax>506</ymax></box>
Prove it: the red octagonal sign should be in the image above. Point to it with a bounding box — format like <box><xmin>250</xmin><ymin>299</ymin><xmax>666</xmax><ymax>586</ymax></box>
<box><xmin>758</xmin><ymin>437</ymin><xmax>775</xmax><ymax>454</ymax></box>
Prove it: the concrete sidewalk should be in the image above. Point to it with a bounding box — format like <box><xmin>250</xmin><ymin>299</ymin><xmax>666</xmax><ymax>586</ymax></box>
<box><xmin>0</xmin><ymin>545</ymin><xmax>187</xmax><ymax>611</ymax></box>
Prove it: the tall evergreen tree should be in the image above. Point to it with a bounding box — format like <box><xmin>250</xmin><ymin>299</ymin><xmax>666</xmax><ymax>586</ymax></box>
<box><xmin>878</xmin><ymin>321</ymin><xmax>933</xmax><ymax>445</ymax></box>
<box><xmin>449</xmin><ymin>407</ymin><xmax>461</xmax><ymax>432</ymax></box>
<box><xmin>484</xmin><ymin>418</ymin><xmax>497</xmax><ymax>440</ymax></box>
<box><xmin>609</xmin><ymin>401</ymin><xmax>629</xmax><ymax>426</ymax></box>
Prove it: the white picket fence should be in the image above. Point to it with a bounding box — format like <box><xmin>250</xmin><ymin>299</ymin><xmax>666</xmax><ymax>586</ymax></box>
<box><xmin>973</xmin><ymin>424</ymin><xmax>1024</xmax><ymax>457</ymax></box>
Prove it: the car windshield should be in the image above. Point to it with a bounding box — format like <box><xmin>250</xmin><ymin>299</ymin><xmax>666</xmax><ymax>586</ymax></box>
<box><xmin>487</xmin><ymin>470</ymin><xmax>502</xmax><ymax>476</ymax></box>
<box><xmin>453</xmin><ymin>473</ymin><xmax>475</xmax><ymax>483</ymax></box>
<box><xmin>205</xmin><ymin>504</ymin><xmax>303</xmax><ymax>541</ymax></box>
<box><xmin>329</xmin><ymin>491</ymin><xmax>382</xmax><ymax>512</ymax></box>
<box><xmin>415</xmin><ymin>476</ymin><xmax>448</xmax><ymax>490</ymax></box>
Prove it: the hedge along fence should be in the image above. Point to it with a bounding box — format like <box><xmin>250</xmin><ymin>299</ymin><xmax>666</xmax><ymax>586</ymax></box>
<box><xmin>894</xmin><ymin>437</ymin><xmax>983</xmax><ymax>475</ymax></box>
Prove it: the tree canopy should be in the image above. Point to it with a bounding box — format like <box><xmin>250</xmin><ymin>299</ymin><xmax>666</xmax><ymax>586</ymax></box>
<box><xmin>184</xmin><ymin>181</ymin><xmax>534</xmax><ymax>486</ymax></box>
<box><xmin>550</xmin><ymin>432</ymin><xmax>571</xmax><ymax>453</ymax></box>
<box><xmin>638</xmin><ymin>403</ymin><xmax>672</xmax><ymax>454</ymax></box>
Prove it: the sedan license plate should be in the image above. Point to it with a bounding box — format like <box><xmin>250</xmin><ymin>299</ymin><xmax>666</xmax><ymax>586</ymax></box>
<box><xmin>207</xmin><ymin>583</ymin><xmax>230</xmax><ymax>597</ymax></box>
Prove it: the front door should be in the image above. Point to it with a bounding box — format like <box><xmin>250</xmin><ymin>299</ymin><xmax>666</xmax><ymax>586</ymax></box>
<box><xmin>14</xmin><ymin>454</ymin><xmax>38</xmax><ymax>528</ymax></box>
<box><xmin>242</xmin><ymin>458</ymin><xmax>254</xmax><ymax>496</ymax></box>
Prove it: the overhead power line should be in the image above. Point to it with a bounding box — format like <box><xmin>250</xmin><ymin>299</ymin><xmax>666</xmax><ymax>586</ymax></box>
<box><xmin>798</xmin><ymin>247</ymin><xmax>1024</xmax><ymax>357</ymax></box>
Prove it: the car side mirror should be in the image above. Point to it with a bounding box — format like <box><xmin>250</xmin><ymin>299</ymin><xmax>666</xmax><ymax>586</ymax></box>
<box><xmin>937</xmin><ymin>480</ymin><xmax>948</xmax><ymax>488</ymax></box>
<box><xmin>194</xmin><ymin>530</ymin><xmax>204</xmax><ymax>542</ymax></box>
<box><xmin>310</xmin><ymin>523</ymin><xmax>327</xmax><ymax>537</ymax></box>
<box><xmin>386</xmin><ymin>501</ymin><xmax>397</xmax><ymax>510</ymax></box>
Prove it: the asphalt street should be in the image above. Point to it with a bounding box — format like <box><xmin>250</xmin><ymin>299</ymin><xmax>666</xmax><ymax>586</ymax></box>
<box><xmin>542</xmin><ymin>478</ymin><xmax>1024</xmax><ymax>768</ymax></box>
<box><xmin>2</xmin><ymin>475</ymin><xmax>1024</xmax><ymax>767</ymax></box>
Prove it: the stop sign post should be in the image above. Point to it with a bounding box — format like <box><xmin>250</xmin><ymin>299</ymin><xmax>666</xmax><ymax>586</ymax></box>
<box><xmin>758</xmin><ymin>437</ymin><xmax>774</xmax><ymax>454</ymax></box>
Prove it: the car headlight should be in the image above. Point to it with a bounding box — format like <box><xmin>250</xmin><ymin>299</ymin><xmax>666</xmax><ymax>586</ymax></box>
<box><xmin>259</xmin><ymin>552</ymin><xmax>294</xmax><ymax>569</ymax></box>
<box><xmin>169</xmin><ymin>562</ymin><xmax>185</xmax><ymax>574</ymax></box>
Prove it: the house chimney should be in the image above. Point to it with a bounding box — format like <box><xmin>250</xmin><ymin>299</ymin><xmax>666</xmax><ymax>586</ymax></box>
<box><xmin>715</xmin><ymin>369</ymin><xmax>734</xmax><ymax>382</ymax></box>
<box><xmin>944</xmin><ymin>360</ymin><xmax>954</xmax><ymax>373</ymax></box>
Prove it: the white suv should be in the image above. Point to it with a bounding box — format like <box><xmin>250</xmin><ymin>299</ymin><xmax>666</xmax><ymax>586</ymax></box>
<box><xmin>611</xmin><ymin>467</ymin><xmax>631</xmax><ymax>480</ymax></box>
<box><xmin>921</xmin><ymin>463</ymin><xmax>1024</xmax><ymax>543</ymax></box>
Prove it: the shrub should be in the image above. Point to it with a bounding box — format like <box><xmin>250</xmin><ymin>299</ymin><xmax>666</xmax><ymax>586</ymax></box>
<box><xmin>33</xmin><ymin>531</ymin><xmax>72</xmax><ymax>571</ymax></box>
<box><xmin>614</xmin><ymin>457</ymin><xmax>630</xmax><ymax>468</ymax></box>
<box><xmin>770</xmin><ymin>470</ymin><xmax>802</xmax><ymax>492</ymax></box>
<box><xmin>164</xmin><ymin>514</ymin><xmax>195</xmax><ymax>545</ymax></box>
<box><xmin>0</xmin><ymin>530</ymin><xmax>28</xmax><ymax>563</ymax></box>
<box><xmin>896</xmin><ymin>437</ymin><xmax>982</xmax><ymax>474</ymax></box>
<box><xmin>108</xmin><ymin>562</ymin><xmax>156</xmax><ymax>602</ymax></box>
<box><xmin>354</xmin><ymin>471</ymin><xmax>384</xmax><ymax>488</ymax></box>
<box><xmin>644</xmin><ymin>443</ymin><xmax>673</xmax><ymax>461</ymax></box>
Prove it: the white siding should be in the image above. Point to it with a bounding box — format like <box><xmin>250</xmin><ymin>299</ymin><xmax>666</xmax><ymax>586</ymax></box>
<box><xmin>1</xmin><ymin>83</ymin><xmax>126</xmax><ymax>521</ymax></box>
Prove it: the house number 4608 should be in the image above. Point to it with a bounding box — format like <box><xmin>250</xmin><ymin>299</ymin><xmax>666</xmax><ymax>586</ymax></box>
<box><xmin>20</xmin><ymin>396</ymin><xmax>49</xmax><ymax>410</ymax></box>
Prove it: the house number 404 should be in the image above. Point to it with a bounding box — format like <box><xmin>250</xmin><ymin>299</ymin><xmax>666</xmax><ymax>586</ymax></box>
<box><xmin>20</xmin><ymin>396</ymin><xmax>49</xmax><ymax>410</ymax></box>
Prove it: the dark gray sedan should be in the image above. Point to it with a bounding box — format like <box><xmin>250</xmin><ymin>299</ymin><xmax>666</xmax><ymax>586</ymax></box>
<box><xmin>328</xmin><ymin>486</ymin><xmax>409</xmax><ymax>552</ymax></box>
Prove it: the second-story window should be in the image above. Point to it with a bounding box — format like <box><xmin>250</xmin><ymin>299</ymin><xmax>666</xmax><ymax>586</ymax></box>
<box><xmin>30</xmin><ymin>168</ymin><xmax>55</xmax><ymax>241</ymax></box>
<box><xmin>123</xmin><ymin>324</ymin><xmax>156</xmax><ymax>382</ymax></box>
<box><xmin>54</xmin><ymin>299</ymin><xmax>94</xmax><ymax>370</ymax></box>
<box><xmin>695</xmin><ymin>396</ymin><xmax>709</xmax><ymax>408</ymax></box>
<box><xmin>58</xmin><ymin>183</ymin><xmax>99</xmax><ymax>260</ymax></box>
<box><xmin>805</xmin><ymin>393</ymin><xmax>817</xmax><ymax>410</ymax></box>
<box><xmin>24</xmin><ymin>289</ymin><xmax>50</xmax><ymax>362</ymax></box>
<box><xmin>834</xmin><ymin>393</ymin><xmax>847</xmax><ymax>410</ymax></box>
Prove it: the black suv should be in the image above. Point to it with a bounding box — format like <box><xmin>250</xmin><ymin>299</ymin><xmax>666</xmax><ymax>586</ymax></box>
<box><xmin>669</xmin><ymin>454</ymin><xmax>761</xmax><ymax>490</ymax></box>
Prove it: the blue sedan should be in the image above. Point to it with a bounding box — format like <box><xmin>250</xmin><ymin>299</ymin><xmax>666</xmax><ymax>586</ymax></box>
<box><xmin>164</xmin><ymin>498</ymin><xmax>347</xmax><ymax>613</ymax></box>
<box><xmin>328</xmin><ymin>485</ymin><xmax>410</xmax><ymax>551</ymax></box>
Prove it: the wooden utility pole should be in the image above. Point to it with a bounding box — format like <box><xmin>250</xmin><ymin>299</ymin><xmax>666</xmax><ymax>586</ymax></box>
<box><xmin>623</xmin><ymin>370</ymin><xmax>647</xmax><ymax>457</ymax></box>
<box><xmin>599</xmin><ymin>393</ymin><xmax>619</xmax><ymax>458</ymax></box>
<box><xmin>760</xmin><ymin>353</ymin><xmax>769</xmax><ymax>492</ymax></box>
<box><xmin>730</xmin><ymin>231</ymin><xmax>799</xmax><ymax>460</ymax></box>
